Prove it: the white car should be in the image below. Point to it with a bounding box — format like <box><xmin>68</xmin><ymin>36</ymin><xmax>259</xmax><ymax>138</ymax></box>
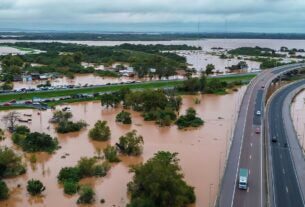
<box><xmin>256</xmin><ymin>110</ymin><xmax>261</xmax><ymax>115</ymax></box>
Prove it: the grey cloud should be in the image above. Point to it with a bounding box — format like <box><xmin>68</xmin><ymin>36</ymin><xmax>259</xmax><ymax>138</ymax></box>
<box><xmin>0</xmin><ymin>0</ymin><xmax>305</xmax><ymax>32</ymax></box>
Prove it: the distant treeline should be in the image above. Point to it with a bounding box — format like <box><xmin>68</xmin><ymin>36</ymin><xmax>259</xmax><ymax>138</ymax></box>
<box><xmin>2</xmin><ymin>32</ymin><xmax>305</xmax><ymax>41</ymax></box>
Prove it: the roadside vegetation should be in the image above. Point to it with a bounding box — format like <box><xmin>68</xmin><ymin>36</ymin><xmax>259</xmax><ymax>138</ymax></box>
<box><xmin>0</xmin><ymin>74</ymin><xmax>255</xmax><ymax>105</ymax></box>
<box><xmin>127</xmin><ymin>151</ymin><xmax>195</xmax><ymax>207</ymax></box>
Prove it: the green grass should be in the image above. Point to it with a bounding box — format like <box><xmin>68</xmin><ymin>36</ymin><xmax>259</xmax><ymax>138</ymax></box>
<box><xmin>0</xmin><ymin>74</ymin><xmax>256</xmax><ymax>105</ymax></box>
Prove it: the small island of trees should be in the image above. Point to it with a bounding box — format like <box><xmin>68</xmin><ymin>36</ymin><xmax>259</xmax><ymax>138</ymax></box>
<box><xmin>89</xmin><ymin>120</ymin><xmax>111</xmax><ymax>141</ymax></box>
<box><xmin>116</xmin><ymin>111</ymin><xmax>132</xmax><ymax>124</ymax></box>
<box><xmin>12</xmin><ymin>126</ymin><xmax>59</xmax><ymax>153</ymax></box>
<box><xmin>57</xmin><ymin>156</ymin><xmax>110</xmax><ymax>199</ymax></box>
<box><xmin>50</xmin><ymin>110</ymin><xmax>87</xmax><ymax>133</ymax></box>
<box><xmin>128</xmin><ymin>151</ymin><xmax>195</xmax><ymax>207</ymax></box>
<box><xmin>116</xmin><ymin>130</ymin><xmax>144</xmax><ymax>156</ymax></box>
<box><xmin>176</xmin><ymin>108</ymin><xmax>204</xmax><ymax>129</ymax></box>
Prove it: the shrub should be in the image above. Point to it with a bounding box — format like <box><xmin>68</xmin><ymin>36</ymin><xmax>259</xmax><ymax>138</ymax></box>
<box><xmin>116</xmin><ymin>111</ymin><xmax>132</xmax><ymax>124</ymax></box>
<box><xmin>12</xmin><ymin>125</ymin><xmax>30</xmax><ymax>145</ymax></box>
<box><xmin>103</xmin><ymin>146</ymin><xmax>120</xmax><ymax>162</ymax></box>
<box><xmin>93</xmin><ymin>162</ymin><xmax>111</xmax><ymax>177</ymax></box>
<box><xmin>77</xmin><ymin>157</ymin><xmax>97</xmax><ymax>177</ymax></box>
<box><xmin>57</xmin><ymin>167</ymin><xmax>81</xmax><ymax>183</ymax></box>
<box><xmin>117</xmin><ymin>130</ymin><xmax>144</xmax><ymax>156</ymax></box>
<box><xmin>88</xmin><ymin>121</ymin><xmax>111</xmax><ymax>141</ymax></box>
<box><xmin>50</xmin><ymin>111</ymin><xmax>72</xmax><ymax>123</ymax></box>
<box><xmin>0</xmin><ymin>180</ymin><xmax>9</xmax><ymax>200</ymax></box>
<box><xmin>0</xmin><ymin>147</ymin><xmax>26</xmax><ymax>178</ymax></box>
<box><xmin>175</xmin><ymin>108</ymin><xmax>204</xmax><ymax>129</ymax></box>
<box><xmin>63</xmin><ymin>181</ymin><xmax>78</xmax><ymax>195</ymax></box>
<box><xmin>77</xmin><ymin>185</ymin><xmax>95</xmax><ymax>204</ymax></box>
<box><xmin>21</xmin><ymin>132</ymin><xmax>58</xmax><ymax>153</ymax></box>
<box><xmin>56</xmin><ymin>120</ymin><xmax>87</xmax><ymax>133</ymax></box>
<box><xmin>27</xmin><ymin>179</ymin><xmax>45</xmax><ymax>196</ymax></box>
<box><xmin>0</xmin><ymin>129</ymin><xmax>5</xmax><ymax>140</ymax></box>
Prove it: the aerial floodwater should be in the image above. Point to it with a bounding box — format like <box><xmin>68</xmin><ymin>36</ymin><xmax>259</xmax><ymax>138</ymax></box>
<box><xmin>0</xmin><ymin>88</ymin><xmax>245</xmax><ymax>207</ymax></box>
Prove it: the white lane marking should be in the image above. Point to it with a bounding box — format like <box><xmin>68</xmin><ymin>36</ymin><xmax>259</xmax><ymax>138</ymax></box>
<box><xmin>249</xmin><ymin>170</ymin><xmax>251</xmax><ymax>175</ymax></box>
<box><xmin>282</xmin><ymin>168</ymin><xmax>285</xmax><ymax>174</ymax></box>
<box><xmin>249</xmin><ymin>155</ymin><xmax>252</xmax><ymax>160</ymax></box>
<box><xmin>231</xmin><ymin>78</ymin><xmax>258</xmax><ymax>207</ymax></box>
<box><xmin>247</xmin><ymin>187</ymin><xmax>250</xmax><ymax>193</ymax></box>
<box><xmin>286</xmin><ymin>186</ymin><xmax>289</xmax><ymax>193</ymax></box>
<box><xmin>280</xmin><ymin>154</ymin><xmax>282</xmax><ymax>159</ymax></box>
<box><xmin>250</xmin><ymin>143</ymin><xmax>253</xmax><ymax>147</ymax></box>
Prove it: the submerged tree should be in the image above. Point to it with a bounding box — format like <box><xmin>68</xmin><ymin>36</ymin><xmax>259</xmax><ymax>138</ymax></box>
<box><xmin>0</xmin><ymin>147</ymin><xmax>26</xmax><ymax>178</ymax></box>
<box><xmin>27</xmin><ymin>179</ymin><xmax>45</xmax><ymax>196</ymax></box>
<box><xmin>77</xmin><ymin>185</ymin><xmax>95</xmax><ymax>204</ymax></box>
<box><xmin>116</xmin><ymin>111</ymin><xmax>132</xmax><ymax>124</ymax></box>
<box><xmin>175</xmin><ymin>108</ymin><xmax>204</xmax><ymax>129</ymax></box>
<box><xmin>1</xmin><ymin>111</ymin><xmax>20</xmax><ymax>132</ymax></box>
<box><xmin>89</xmin><ymin>120</ymin><xmax>111</xmax><ymax>141</ymax></box>
<box><xmin>127</xmin><ymin>151</ymin><xmax>195</xmax><ymax>207</ymax></box>
<box><xmin>0</xmin><ymin>180</ymin><xmax>9</xmax><ymax>200</ymax></box>
<box><xmin>117</xmin><ymin>130</ymin><xmax>144</xmax><ymax>156</ymax></box>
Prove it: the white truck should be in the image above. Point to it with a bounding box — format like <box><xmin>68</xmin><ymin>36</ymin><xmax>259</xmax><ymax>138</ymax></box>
<box><xmin>239</xmin><ymin>168</ymin><xmax>249</xmax><ymax>190</ymax></box>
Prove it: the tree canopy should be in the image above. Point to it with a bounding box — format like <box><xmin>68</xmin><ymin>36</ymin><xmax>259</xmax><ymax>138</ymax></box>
<box><xmin>128</xmin><ymin>151</ymin><xmax>195</xmax><ymax>207</ymax></box>
<box><xmin>89</xmin><ymin>120</ymin><xmax>111</xmax><ymax>141</ymax></box>
<box><xmin>117</xmin><ymin>130</ymin><xmax>144</xmax><ymax>156</ymax></box>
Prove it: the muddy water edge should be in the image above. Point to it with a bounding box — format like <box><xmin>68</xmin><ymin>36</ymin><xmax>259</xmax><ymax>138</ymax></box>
<box><xmin>0</xmin><ymin>87</ymin><xmax>245</xmax><ymax>207</ymax></box>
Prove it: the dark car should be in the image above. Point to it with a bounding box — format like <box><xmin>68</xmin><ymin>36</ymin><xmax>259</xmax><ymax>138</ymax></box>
<box><xmin>272</xmin><ymin>136</ymin><xmax>277</xmax><ymax>143</ymax></box>
<box><xmin>255</xmin><ymin>127</ymin><xmax>260</xmax><ymax>134</ymax></box>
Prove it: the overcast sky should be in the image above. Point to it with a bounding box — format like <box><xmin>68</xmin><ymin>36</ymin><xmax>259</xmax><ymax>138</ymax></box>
<box><xmin>0</xmin><ymin>0</ymin><xmax>305</xmax><ymax>33</ymax></box>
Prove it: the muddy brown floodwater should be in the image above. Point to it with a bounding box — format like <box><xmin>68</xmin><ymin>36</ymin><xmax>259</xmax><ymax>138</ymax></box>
<box><xmin>291</xmin><ymin>89</ymin><xmax>305</xmax><ymax>152</ymax></box>
<box><xmin>0</xmin><ymin>87</ymin><xmax>245</xmax><ymax>207</ymax></box>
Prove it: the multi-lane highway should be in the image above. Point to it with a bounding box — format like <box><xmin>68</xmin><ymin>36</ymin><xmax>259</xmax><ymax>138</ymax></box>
<box><xmin>267</xmin><ymin>80</ymin><xmax>305</xmax><ymax>207</ymax></box>
<box><xmin>218</xmin><ymin>63</ymin><xmax>305</xmax><ymax>207</ymax></box>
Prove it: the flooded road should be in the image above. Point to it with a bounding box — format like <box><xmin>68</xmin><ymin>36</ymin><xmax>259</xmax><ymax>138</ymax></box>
<box><xmin>291</xmin><ymin>89</ymin><xmax>305</xmax><ymax>151</ymax></box>
<box><xmin>0</xmin><ymin>87</ymin><xmax>245</xmax><ymax>207</ymax></box>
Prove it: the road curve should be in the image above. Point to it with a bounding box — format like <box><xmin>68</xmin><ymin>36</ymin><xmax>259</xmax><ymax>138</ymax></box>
<box><xmin>267</xmin><ymin>80</ymin><xmax>305</xmax><ymax>207</ymax></box>
<box><xmin>217</xmin><ymin>63</ymin><xmax>305</xmax><ymax>207</ymax></box>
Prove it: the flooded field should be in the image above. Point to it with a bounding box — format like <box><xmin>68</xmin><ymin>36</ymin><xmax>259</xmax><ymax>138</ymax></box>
<box><xmin>291</xmin><ymin>89</ymin><xmax>305</xmax><ymax>151</ymax></box>
<box><xmin>3</xmin><ymin>38</ymin><xmax>305</xmax><ymax>90</ymax></box>
<box><xmin>0</xmin><ymin>87</ymin><xmax>245</xmax><ymax>207</ymax></box>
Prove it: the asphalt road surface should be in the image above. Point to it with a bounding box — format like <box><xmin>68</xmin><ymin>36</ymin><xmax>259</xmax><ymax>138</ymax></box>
<box><xmin>267</xmin><ymin>80</ymin><xmax>305</xmax><ymax>207</ymax></box>
<box><xmin>218</xmin><ymin>63</ymin><xmax>305</xmax><ymax>207</ymax></box>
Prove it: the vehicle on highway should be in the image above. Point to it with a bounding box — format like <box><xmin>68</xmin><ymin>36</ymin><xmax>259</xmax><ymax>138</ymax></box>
<box><xmin>255</xmin><ymin>127</ymin><xmax>260</xmax><ymax>134</ymax></box>
<box><xmin>256</xmin><ymin>110</ymin><xmax>261</xmax><ymax>115</ymax></box>
<box><xmin>239</xmin><ymin>168</ymin><xmax>249</xmax><ymax>190</ymax></box>
<box><xmin>272</xmin><ymin>136</ymin><xmax>277</xmax><ymax>143</ymax></box>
